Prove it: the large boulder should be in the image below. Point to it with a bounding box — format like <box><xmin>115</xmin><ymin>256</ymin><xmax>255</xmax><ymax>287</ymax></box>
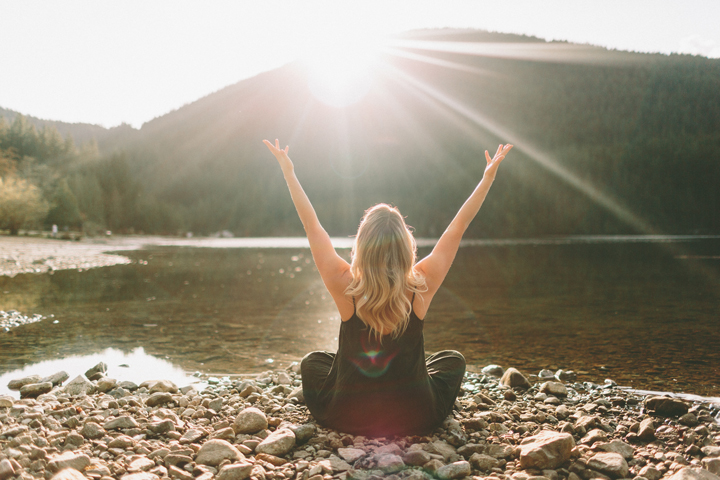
<box><xmin>519</xmin><ymin>430</ymin><xmax>575</xmax><ymax>470</ymax></box>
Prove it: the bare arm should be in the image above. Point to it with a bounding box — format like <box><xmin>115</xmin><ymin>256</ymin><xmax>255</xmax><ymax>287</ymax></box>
<box><xmin>416</xmin><ymin>144</ymin><xmax>513</xmax><ymax>296</ymax></box>
<box><xmin>262</xmin><ymin>140</ymin><xmax>351</xmax><ymax>302</ymax></box>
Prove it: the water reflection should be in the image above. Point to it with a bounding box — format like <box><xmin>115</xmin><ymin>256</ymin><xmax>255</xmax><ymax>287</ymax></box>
<box><xmin>0</xmin><ymin>238</ymin><xmax>718</xmax><ymax>397</ymax></box>
<box><xmin>0</xmin><ymin>347</ymin><xmax>199</xmax><ymax>397</ymax></box>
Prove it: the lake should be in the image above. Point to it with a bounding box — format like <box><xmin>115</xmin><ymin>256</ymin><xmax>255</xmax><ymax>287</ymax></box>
<box><xmin>1</xmin><ymin>236</ymin><xmax>719</xmax><ymax>398</ymax></box>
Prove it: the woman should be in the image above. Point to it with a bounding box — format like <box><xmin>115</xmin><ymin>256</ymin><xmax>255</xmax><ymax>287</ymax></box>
<box><xmin>263</xmin><ymin>139</ymin><xmax>512</xmax><ymax>436</ymax></box>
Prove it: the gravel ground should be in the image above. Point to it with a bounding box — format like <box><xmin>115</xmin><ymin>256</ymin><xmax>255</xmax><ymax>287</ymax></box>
<box><xmin>1</xmin><ymin>364</ymin><xmax>719</xmax><ymax>480</ymax></box>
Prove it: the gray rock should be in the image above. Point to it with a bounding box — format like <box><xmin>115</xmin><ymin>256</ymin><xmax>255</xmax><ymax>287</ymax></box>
<box><xmin>404</xmin><ymin>450</ymin><xmax>432</xmax><ymax>466</ymax></box>
<box><xmin>327</xmin><ymin>455</ymin><xmax>353</xmax><ymax>472</ymax></box>
<box><xmin>196</xmin><ymin>439</ymin><xmax>244</xmax><ymax>466</ymax></box>
<box><xmin>118</xmin><ymin>380</ymin><xmax>139</xmax><ymax>391</ymax></box>
<box><xmin>140</xmin><ymin>379</ymin><xmax>178</xmax><ymax>393</ymax></box>
<box><xmin>555</xmin><ymin>370</ymin><xmax>577</xmax><ymax>382</ymax></box>
<box><xmin>217</xmin><ymin>461</ymin><xmax>254</xmax><ymax>480</ymax></box>
<box><xmin>638</xmin><ymin>418</ymin><xmax>655</xmax><ymax>441</ymax></box>
<box><xmin>639</xmin><ymin>465</ymin><xmax>663</xmax><ymax>480</ymax></box>
<box><xmin>0</xmin><ymin>395</ymin><xmax>13</xmax><ymax>408</ymax></box>
<box><xmin>256</xmin><ymin>428</ymin><xmax>295</xmax><ymax>456</ymax></box>
<box><xmin>519</xmin><ymin>430</ymin><xmax>575</xmax><ymax>470</ymax></box>
<box><xmin>338</xmin><ymin>448</ymin><xmax>366</xmax><ymax>463</ymax></box>
<box><xmin>80</xmin><ymin>422</ymin><xmax>106</xmax><ymax>439</ymax></box>
<box><xmin>587</xmin><ymin>452</ymin><xmax>629</xmax><ymax>478</ymax></box>
<box><xmin>179</xmin><ymin>428</ymin><xmax>206</xmax><ymax>444</ymax></box>
<box><xmin>437</xmin><ymin>461</ymin><xmax>471</xmax><ymax>480</ymax></box>
<box><xmin>95</xmin><ymin>377</ymin><xmax>117</xmax><ymax>393</ymax></box>
<box><xmin>277</xmin><ymin>372</ymin><xmax>292</xmax><ymax>385</ymax></box>
<box><xmin>469</xmin><ymin>453</ymin><xmax>500</xmax><ymax>471</ymax></box>
<box><xmin>482</xmin><ymin>364</ymin><xmax>504</xmax><ymax>377</ymax></box>
<box><xmin>64</xmin><ymin>375</ymin><xmax>93</xmax><ymax>396</ymax></box>
<box><xmin>289</xmin><ymin>423</ymin><xmax>315</xmax><ymax>444</ymax></box>
<box><xmin>702</xmin><ymin>447</ymin><xmax>720</xmax><ymax>458</ymax></box>
<box><xmin>148</xmin><ymin>419</ymin><xmax>175</xmax><ymax>434</ymax></box>
<box><xmin>679</xmin><ymin>412</ymin><xmax>699</xmax><ymax>426</ymax></box>
<box><xmin>539</xmin><ymin>369</ymin><xmax>556</xmax><ymax>380</ymax></box>
<box><xmin>234</xmin><ymin>407</ymin><xmax>268</xmax><ymax>434</ymax></box>
<box><xmin>109</xmin><ymin>435</ymin><xmax>135</xmax><ymax>448</ymax></box>
<box><xmin>20</xmin><ymin>382</ymin><xmax>53</xmax><ymax>398</ymax></box>
<box><xmin>594</xmin><ymin>440</ymin><xmax>634</xmax><ymax>460</ymax></box>
<box><xmin>85</xmin><ymin>361</ymin><xmax>107</xmax><ymax>380</ymax></box>
<box><xmin>666</xmin><ymin>467</ymin><xmax>720</xmax><ymax>480</ymax></box>
<box><xmin>50</xmin><ymin>469</ymin><xmax>87</xmax><ymax>480</ymax></box>
<box><xmin>426</xmin><ymin>440</ymin><xmax>457</xmax><ymax>461</ymax></box>
<box><xmin>500</xmin><ymin>367</ymin><xmax>531</xmax><ymax>389</ymax></box>
<box><xmin>0</xmin><ymin>459</ymin><xmax>15</xmax><ymax>480</ymax></box>
<box><xmin>146</xmin><ymin>392</ymin><xmax>172</xmax><ymax>407</ymax></box>
<box><xmin>486</xmin><ymin>444</ymin><xmax>515</xmax><ymax>459</ymax></box>
<box><xmin>703</xmin><ymin>459</ymin><xmax>720</xmax><ymax>476</ymax></box>
<box><xmin>108</xmin><ymin>386</ymin><xmax>130</xmax><ymax>398</ymax></box>
<box><xmin>643</xmin><ymin>396</ymin><xmax>689</xmax><ymax>417</ymax></box>
<box><xmin>48</xmin><ymin>451</ymin><xmax>91</xmax><ymax>472</ymax></box>
<box><xmin>288</xmin><ymin>387</ymin><xmax>304</xmax><ymax>403</ymax></box>
<box><xmin>540</xmin><ymin>381</ymin><xmax>568</xmax><ymax>397</ymax></box>
<box><xmin>42</xmin><ymin>371</ymin><xmax>69</xmax><ymax>386</ymax></box>
<box><xmin>104</xmin><ymin>415</ymin><xmax>139</xmax><ymax>429</ymax></box>
<box><xmin>376</xmin><ymin>454</ymin><xmax>404</xmax><ymax>473</ymax></box>
<box><xmin>7</xmin><ymin>374</ymin><xmax>41</xmax><ymax>390</ymax></box>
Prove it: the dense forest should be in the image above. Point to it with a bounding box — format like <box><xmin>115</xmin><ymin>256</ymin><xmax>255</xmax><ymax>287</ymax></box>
<box><xmin>1</xmin><ymin>29</ymin><xmax>719</xmax><ymax>237</ymax></box>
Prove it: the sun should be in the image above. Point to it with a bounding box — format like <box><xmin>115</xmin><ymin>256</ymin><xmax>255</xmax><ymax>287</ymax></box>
<box><xmin>301</xmin><ymin>33</ymin><xmax>385</xmax><ymax>108</ymax></box>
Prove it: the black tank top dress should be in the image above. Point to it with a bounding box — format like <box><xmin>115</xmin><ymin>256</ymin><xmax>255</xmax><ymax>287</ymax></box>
<box><xmin>300</xmin><ymin>294</ymin><xmax>466</xmax><ymax>437</ymax></box>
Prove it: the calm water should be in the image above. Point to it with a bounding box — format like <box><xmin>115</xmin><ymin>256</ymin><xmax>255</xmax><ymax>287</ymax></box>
<box><xmin>1</xmin><ymin>237</ymin><xmax>719</xmax><ymax>397</ymax></box>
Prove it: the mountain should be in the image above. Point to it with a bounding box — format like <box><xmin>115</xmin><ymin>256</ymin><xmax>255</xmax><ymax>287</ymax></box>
<box><xmin>4</xmin><ymin>29</ymin><xmax>720</xmax><ymax>237</ymax></box>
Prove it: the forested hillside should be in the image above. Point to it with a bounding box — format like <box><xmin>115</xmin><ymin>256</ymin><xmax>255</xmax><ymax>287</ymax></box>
<box><xmin>2</xmin><ymin>29</ymin><xmax>719</xmax><ymax>237</ymax></box>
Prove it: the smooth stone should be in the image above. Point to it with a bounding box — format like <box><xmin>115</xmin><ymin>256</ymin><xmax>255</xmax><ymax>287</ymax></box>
<box><xmin>639</xmin><ymin>465</ymin><xmax>663</xmax><ymax>480</ymax></box>
<box><xmin>403</xmin><ymin>450</ymin><xmax>432</xmax><ymax>466</ymax></box>
<box><xmin>276</xmin><ymin>372</ymin><xmax>292</xmax><ymax>385</ymax></box>
<box><xmin>7</xmin><ymin>375</ymin><xmax>41</xmax><ymax>390</ymax></box>
<box><xmin>216</xmin><ymin>461</ymin><xmax>254</xmax><ymax>480</ymax></box>
<box><xmin>437</xmin><ymin>460</ymin><xmax>471</xmax><ymax>480</ymax></box>
<box><xmin>85</xmin><ymin>361</ymin><xmax>108</xmax><ymax>380</ymax></box>
<box><xmin>288</xmin><ymin>423</ymin><xmax>314</xmax><ymax>444</ymax></box>
<box><xmin>148</xmin><ymin>419</ymin><xmax>175</xmax><ymax>434</ymax></box>
<box><xmin>0</xmin><ymin>395</ymin><xmax>13</xmax><ymax>408</ymax></box>
<box><xmin>539</xmin><ymin>369</ymin><xmax>556</xmax><ymax>380</ymax></box>
<box><xmin>128</xmin><ymin>457</ymin><xmax>155</xmax><ymax>472</ymax></box>
<box><xmin>196</xmin><ymin>439</ymin><xmax>243</xmax><ymax>466</ymax></box>
<box><xmin>234</xmin><ymin>407</ymin><xmax>268</xmax><ymax>434</ymax></box>
<box><xmin>500</xmin><ymin>367</ymin><xmax>531</xmax><ymax>389</ymax></box>
<box><xmin>0</xmin><ymin>459</ymin><xmax>15</xmax><ymax>480</ymax></box>
<box><xmin>469</xmin><ymin>453</ymin><xmax>500</xmax><ymax>471</ymax></box>
<box><xmin>481</xmin><ymin>364</ymin><xmax>505</xmax><ymax>377</ymax></box>
<box><xmin>50</xmin><ymin>468</ymin><xmax>87</xmax><ymax>480</ymax></box>
<box><xmin>338</xmin><ymin>448</ymin><xmax>366</xmax><ymax>463</ymax></box>
<box><xmin>643</xmin><ymin>396</ymin><xmax>689</xmax><ymax>417</ymax></box>
<box><xmin>703</xmin><ymin>459</ymin><xmax>720</xmax><ymax>476</ymax></box>
<box><xmin>288</xmin><ymin>387</ymin><xmax>304</xmax><ymax>403</ymax></box>
<box><xmin>164</xmin><ymin>454</ymin><xmax>193</xmax><ymax>468</ymax></box>
<box><xmin>580</xmin><ymin>428</ymin><xmax>607</xmax><ymax>445</ymax></box>
<box><xmin>146</xmin><ymin>392</ymin><xmax>173</xmax><ymax>407</ymax></box>
<box><xmin>638</xmin><ymin>418</ymin><xmax>655</xmax><ymax>441</ymax></box>
<box><xmin>118</xmin><ymin>380</ymin><xmax>139</xmax><ymax>391</ymax></box>
<box><xmin>64</xmin><ymin>375</ymin><xmax>94</xmax><ymax>396</ymax></box>
<box><xmin>20</xmin><ymin>382</ymin><xmax>52</xmax><ymax>398</ymax></box>
<box><xmin>702</xmin><ymin>447</ymin><xmax>720</xmax><ymax>458</ymax></box>
<box><xmin>327</xmin><ymin>455</ymin><xmax>353</xmax><ymax>472</ymax></box>
<box><xmin>179</xmin><ymin>428</ymin><xmax>206</xmax><ymax>444</ymax></box>
<box><xmin>121</xmin><ymin>473</ymin><xmax>161</xmax><ymax>480</ymax></box>
<box><xmin>587</xmin><ymin>452</ymin><xmax>629</xmax><ymax>478</ymax></box>
<box><xmin>519</xmin><ymin>430</ymin><xmax>575</xmax><ymax>470</ymax></box>
<box><xmin>42</xmin><ymin>371</ymin><xmax>69</xmax><ymax>386</ymax></box>
<box><xmin>108</xmin><ymin>435</ymin><xmax>135</xmax><ymax>448</ymax></box>
<box><xmin>427</xmin><ymin>440</ymin><xmax>457</xmax><ymax>461</ymax></box>
<box><xmin>95</xmin><ymin>377</ymin><xmax>117</xmax><ymax>393</ymax></box>
<box><xmin>594</xmin><ymin>440</ymin><xmax>634</xmax><ymax>460</ymax></box>
<box><xmin>256</xmin><ymin>453</ymin><xmax>287</xmax><ymax>466</ymax></box>
<box><xmin>540</xmin><ymin>381</ymin><xmax>568</xmax><ymax>397</ymax></box>
<box><xmin>666</xmin><ymin>467</ymin><xmax>720</xmax><ymax>480</ymax></box>
<box><xmin>80</xmin><ymin>422</ymin><xmax>106</xmax><ymax>439</ymax></box>
<box><xmin>486</xmin><ymin>444</ymin><xmax>515</xmax><ymax>459</ymax></box>
<box><xmin>256</xmin><ymin>428</ymin><xmax>295</xmax><ymax>456</ymax></box>
<box><xmin>48</xmin><ymin>452</ymin><xmax>91</xmax><ymax>472</ymax></box>
<box><xmin>140</xmin><ymin>379</ymin><xmax>178</xmax><ymax>393</ymax></box>
<box><xmin>104</xmin><ymin>415</ymin><xmax>139</xmax><ymax>429</ymax></box>
<box><xmin>376</xmin><ymin>454</ymin><xmax>404</xmax><ymax>473</ymax></box>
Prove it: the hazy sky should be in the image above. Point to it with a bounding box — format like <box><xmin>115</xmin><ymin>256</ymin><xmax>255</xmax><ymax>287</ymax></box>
<box><xmin>1</xmin><ymin>0</ymin><xmax>719</xmax><ymax>128</ymax></box>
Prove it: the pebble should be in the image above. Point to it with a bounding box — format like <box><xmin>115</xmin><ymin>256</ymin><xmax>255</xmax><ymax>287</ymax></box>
<box><xmin>501</xmin><ymin>367</ymin><xmax>532</xmax><ymax>389</ymax></box>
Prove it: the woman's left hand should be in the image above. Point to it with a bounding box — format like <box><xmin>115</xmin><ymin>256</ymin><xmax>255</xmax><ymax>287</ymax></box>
<box><xmin>263</xmin><ymin>139</ymin><xmax>294</xmax><ymax>173</ymax></box>
<box><xmin>484</xmin><ymin>143</ymin><xmax>513</xmax><ymax>178</ymax></box>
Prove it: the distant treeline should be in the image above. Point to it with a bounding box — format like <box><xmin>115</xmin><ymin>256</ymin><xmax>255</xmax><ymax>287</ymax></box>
<box><xmin>3</xmin><ymin>30</ymin><xmax>719</xmax><ymax>237</ymax></box>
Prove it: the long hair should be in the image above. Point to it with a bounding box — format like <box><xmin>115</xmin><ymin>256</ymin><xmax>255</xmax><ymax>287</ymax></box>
<box><xmin>345</xmin><ymin>204</ymin><xmax>427</xmax><ymax>340</ymax></box>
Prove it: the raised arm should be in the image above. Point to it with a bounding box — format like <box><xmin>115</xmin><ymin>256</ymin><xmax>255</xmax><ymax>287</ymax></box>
<box><xmin>416</xmin><ymin>144</ymin><xmax>513</xmax><ymax>298</ymax></box>
<box><xmin>262</xmin><ymin>140</ymin><xmax>351</xmax><ymax>300</ymax></box>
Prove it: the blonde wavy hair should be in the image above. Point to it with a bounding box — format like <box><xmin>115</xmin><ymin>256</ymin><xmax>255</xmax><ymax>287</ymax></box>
<box><xmin>345</xmin><ymin>204</ymin><xmax>427</xmax><ymax>339</ymax></box>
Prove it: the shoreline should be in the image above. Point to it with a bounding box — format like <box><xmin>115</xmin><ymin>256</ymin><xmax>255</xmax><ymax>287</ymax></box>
<box><xmin>1</xmin><ymin>365</ymin><xmax>719</xmax><ymax>480</ymax></box>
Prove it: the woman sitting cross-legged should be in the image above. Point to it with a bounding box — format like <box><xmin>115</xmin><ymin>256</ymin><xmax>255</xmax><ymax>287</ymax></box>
<box><xmin>263</xmin><ymin>139</ymin><xmax>512</xmax><ymax>437</ymax></box>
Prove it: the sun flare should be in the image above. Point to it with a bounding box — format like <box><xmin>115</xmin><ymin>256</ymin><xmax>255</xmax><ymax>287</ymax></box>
<box><xmin>301</xmin><ymin>34</ymin><xmax>386</xmax><ymax>108</ymax></box>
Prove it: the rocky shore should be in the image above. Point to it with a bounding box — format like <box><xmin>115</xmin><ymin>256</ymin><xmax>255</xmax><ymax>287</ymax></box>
<box><xmin>1</xmin><ymin>364</ymin><xmax>719</xmax><ymax>480</ymax></box>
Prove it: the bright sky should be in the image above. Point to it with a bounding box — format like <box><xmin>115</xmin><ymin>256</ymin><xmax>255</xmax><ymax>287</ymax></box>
<box><xmin>1</xmin><ymin>0</ymin><xmax>718</xmax><ymax>128</ymax></box>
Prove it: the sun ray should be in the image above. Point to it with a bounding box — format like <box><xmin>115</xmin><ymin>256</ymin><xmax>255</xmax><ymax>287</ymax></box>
<box><xmin>383</xmin><ymin>64</ymin><xmax>656</xmax><ymax>234</ymax></box>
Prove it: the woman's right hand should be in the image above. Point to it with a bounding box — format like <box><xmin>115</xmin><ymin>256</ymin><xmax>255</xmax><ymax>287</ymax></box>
<box><xmin>263</xmin><ymin>139</ymin><xmax>294</xmax><ymax>173</ymax></box>
<box><xmin>484</xmin><ymin>144</ymin><xmax>513</xmax><ymax>178</ymax></box>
